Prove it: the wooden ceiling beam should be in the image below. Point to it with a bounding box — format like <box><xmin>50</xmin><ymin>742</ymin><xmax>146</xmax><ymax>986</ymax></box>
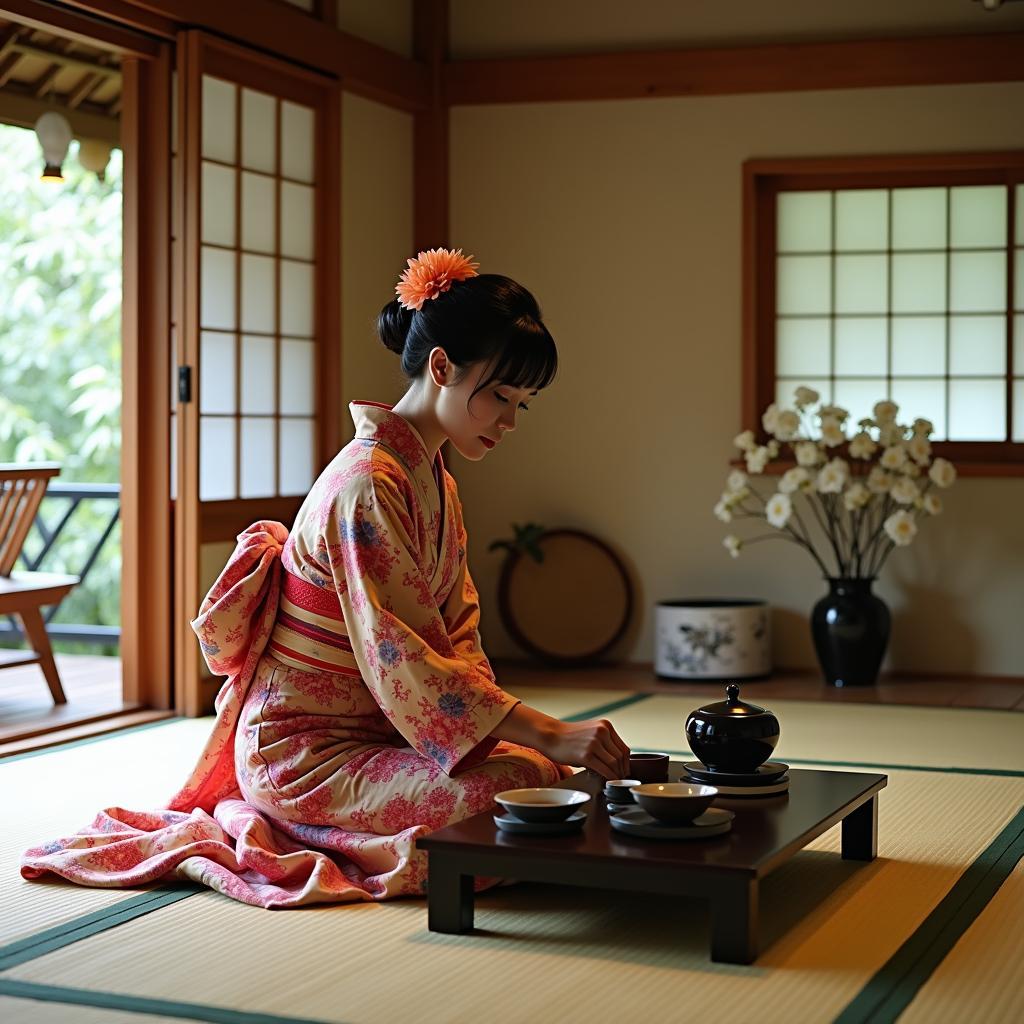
<box><xmin>31</xmin><ymin>60</ymin><xmax>60</xmax><ymax>96</ymax></box>
<box><xmin>444</xmin><ymin>31</ymin><xmax>1024</xmax><ymax>105</ymax></box>
<box><xmin>57</xmin><ymin>0</ymin><xmax>428</xmax><ymax>111</ymax></box>
<box><xmin>0</xmin><ymin>22</ymin><xmax>23</xmax><ymax>56</ymax></box>
<box><xmin>0</xmin><ymin>50</ymin><xmax>20</xmax><ymax>87</ymax></box>
<box><xmin>18</xmin><ymin>1</ymin><xmax>1024</xmax><ymax>116</ymax></box>
<box><xmin>10</xmin><ymin>39</ymin><xmax>120</xmax><ymax>77</ymax></box>
<box><xmin>67</xmin><ymin>70</ymin><xmax>101</xmax><ymax>108</ymax></box>
<box><xmin>0</xmin><ymin>0</ymin><xmax>160</xmax><ymax>56</ymax></box>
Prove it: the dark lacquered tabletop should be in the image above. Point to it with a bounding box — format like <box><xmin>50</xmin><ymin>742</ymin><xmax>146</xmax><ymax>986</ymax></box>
<box><xmin>419</xmin><ymin>763</ymin><xmax>887</xmax><ymax>877</ymax></box>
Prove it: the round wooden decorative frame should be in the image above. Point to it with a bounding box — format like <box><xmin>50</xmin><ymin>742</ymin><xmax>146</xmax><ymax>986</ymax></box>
<box><xmin>496</xmin><ymin>528</ymin><xmax>634</xmax><ymax>666</ymax></box>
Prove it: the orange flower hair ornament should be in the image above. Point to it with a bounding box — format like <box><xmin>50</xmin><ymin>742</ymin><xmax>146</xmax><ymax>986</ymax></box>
<box><xmin>395</xmin><ymin>247</ymin><xmax>480</xmax><ymax>311</ymax></box>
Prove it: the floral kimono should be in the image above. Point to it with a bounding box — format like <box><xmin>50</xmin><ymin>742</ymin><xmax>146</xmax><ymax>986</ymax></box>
<box><xmin>21</xmin><ymin>403</ymin><xmax>565</xmax><ymax>907</ymax></box>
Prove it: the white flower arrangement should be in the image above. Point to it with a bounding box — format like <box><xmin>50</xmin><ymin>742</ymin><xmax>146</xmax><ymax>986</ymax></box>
<box><xmin>716</xmin><ymin>390</ymin><xmax>956</xmax><ymax>576</ymax></box>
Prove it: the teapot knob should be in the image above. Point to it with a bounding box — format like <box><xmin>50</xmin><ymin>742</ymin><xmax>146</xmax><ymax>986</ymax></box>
<box><xmin>726</xmin><ymin>683</ymin><xmax>740</xmax><ymax>703</ymax></box>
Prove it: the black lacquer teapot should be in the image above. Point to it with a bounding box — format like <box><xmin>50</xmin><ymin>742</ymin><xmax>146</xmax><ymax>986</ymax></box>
<box><xmin>684</xmin><ymin>683</ymin><xmax>780</xmax><ymax>773</ymax></box>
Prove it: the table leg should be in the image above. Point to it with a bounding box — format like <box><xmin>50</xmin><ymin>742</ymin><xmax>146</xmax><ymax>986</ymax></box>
<box><xmin>842</xmin><ymin>795</ymin><xmax>878</xmax><ymax>861</ymax></box>
<box><xmin>710</xmin><ymin>878</ymin><xmax>758</xmax><ymax>964</ymax></box>
<box><xmin>427</xmin><ymin>855</ymin><xmax>474</xmax><ymax>934</ymax></box>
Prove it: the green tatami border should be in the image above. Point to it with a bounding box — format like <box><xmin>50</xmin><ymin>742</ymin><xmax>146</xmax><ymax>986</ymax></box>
<box><xmin>560</xmin><ymin>692</ymin><xmax>652</xmax><ymax>721</ymax></box>
<box><xmin>835</xmin><ymin>804</ymin><xmax>1024</xmax><ymax>1024</ymax></box>
<box><xmin>0</xmin><ymin>979</ymin><xmax>342</xmax><ymax>1024</ymax></box>
<box><xmin>0</xmin><ymin>885</ymin><xmax>201</xmax><ymax>971</ymax></box>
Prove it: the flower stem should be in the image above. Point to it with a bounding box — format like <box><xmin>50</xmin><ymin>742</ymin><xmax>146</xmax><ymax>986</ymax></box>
<box><xmin>739</xmin><ymin>487</ymin><xmax>831</xmax><ymax>576</ymax></box>
<box><xmin>804</xmin><ymin>490</ymin><xmax>845</xmax><ymax>576</ymax></box>
<box><xmin>863</xmin><ymin>495</ymin><xmax>892</xmax><ymax>574</ymax></box>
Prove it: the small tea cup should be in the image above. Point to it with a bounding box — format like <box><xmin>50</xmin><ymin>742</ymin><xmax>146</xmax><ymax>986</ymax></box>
<box><xmin>604</xmin><ymin>778</ymin><xmax>642</xmax><ymax>803</ymax></box>
<box><xmin>629</xmin><ymin>752</ymin><xmax>670</xmax><ymax>783</ymax></box>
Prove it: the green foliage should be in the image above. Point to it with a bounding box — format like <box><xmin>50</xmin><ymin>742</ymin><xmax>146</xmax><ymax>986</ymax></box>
<box><xmin>488</xmin><ymin>522</ymin><xmax>547</xmax><ymax>564</ymax></box>
<box><xmin>0</xmin><ymin>123</ymin><xmax>123</xmax><ymax>654</ymax></box>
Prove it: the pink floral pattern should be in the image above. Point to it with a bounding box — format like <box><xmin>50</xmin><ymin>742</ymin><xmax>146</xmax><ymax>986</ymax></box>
<box><xmin>20</xmin><ymin>406</ymin><xmax>568</xmax><ymax>908</ymax></box>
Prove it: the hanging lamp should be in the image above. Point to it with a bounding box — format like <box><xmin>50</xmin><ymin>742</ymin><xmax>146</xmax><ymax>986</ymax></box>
<box><xmin>34</xmin><ymin>111</ymin><xmax>73</xmax><ymax>182</ymax></box>
<box><xmin>77</xmin><ymin>138</ymin><xmax>113</xmax><ymax>182</ymax></box>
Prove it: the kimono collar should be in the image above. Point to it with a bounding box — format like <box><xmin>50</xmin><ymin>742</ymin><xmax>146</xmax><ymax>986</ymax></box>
<box><xmin>349</xmin><ymin>401</ymin><xmax>443</xmax><ymax>484</ymax></box>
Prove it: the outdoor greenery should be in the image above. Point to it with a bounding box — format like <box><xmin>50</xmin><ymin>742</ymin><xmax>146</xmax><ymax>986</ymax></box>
<box><xmin>0</xmin><ymin>122</ymin><xmax>123</xmax><ymax>654</ymax></box>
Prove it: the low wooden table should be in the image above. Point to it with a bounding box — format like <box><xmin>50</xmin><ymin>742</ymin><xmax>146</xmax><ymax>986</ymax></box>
<box><xmin>418</xmin><ymin>764</ymin><xmax>887</xmax><ymax>964</ymax></box>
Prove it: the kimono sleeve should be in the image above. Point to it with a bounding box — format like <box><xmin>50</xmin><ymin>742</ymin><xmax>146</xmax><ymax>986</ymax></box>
<box><xmin>325</xmin><ymin>470</ymin><xmax>519</xmax><ymax>775</ymax></box>
<box><xmin>440</xmin><ymin>489</ymin><xmax>497</xmax><ymax>685</ymax></box>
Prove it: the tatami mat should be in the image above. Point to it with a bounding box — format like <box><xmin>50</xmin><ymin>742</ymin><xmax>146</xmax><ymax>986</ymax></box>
<box><xmin>504</xmin><ymin>686</ymin><xmax>637</xmax><ymax>721</ymax></box>
<box><xmin>899</xmin><ymin>857</ymin><xmax>1024</xmax><ymax>1024</ymax></box>
<box><xmin>0</xmin><ymin>994</ymin><xmax>185</xmax><ymax>1023</ymax></box>
<box><xmin>6</xmin><ymin>769</ymin><xmax>1023</xmax><ymax>1024</ymax></box>
<box><xmin>2</xmin><ymin>719</ymin><xmax>213</xmax><ymax>945</ymax></box>
<box><xmin>5</xmin><ymin>689</ymin><xmax>1024</xmax><ymax>1024</ymax></box>
<box><xmin>603</xmin><ymin>694</ymin><xmax>1024</xmax><ymax>771</ymax></box>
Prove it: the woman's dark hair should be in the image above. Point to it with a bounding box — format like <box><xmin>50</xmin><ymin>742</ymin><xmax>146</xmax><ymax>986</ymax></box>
<box><xmin>376</xmin><ymin>273</ymin><xmax>557</xmax><ymax>399</ymax></box>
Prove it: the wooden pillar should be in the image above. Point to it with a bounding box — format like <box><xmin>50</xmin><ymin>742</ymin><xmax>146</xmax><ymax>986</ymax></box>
<box><xmin>413</xmin><ymin>0</ymin><xmax>448</xmax><ymax>251</ymax></box>
<box><xmin>120</xmin><ymin>47</ymin><xmax>174</xmax><ymax>710</ymax></box>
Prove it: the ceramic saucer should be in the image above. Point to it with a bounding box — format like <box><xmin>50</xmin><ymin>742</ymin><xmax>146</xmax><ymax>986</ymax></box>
<box><xmin>603</xmin><ymin>787</ymin><xmax>637</xmax><ymax>805</ymax></box>
<box><xmin>606</xmin><ymin>801</ymin><xmax>633</xmax><ymax>814</ymax></box>
<box><xmin>609</xmin><ymin>806</ymin><xmax>734</xmax><ymax>839</ymax></box>
<box><xmin>681</xmin><ymin>761</ymin><xmax>789</xmax><ymax>785</ymax></box>
<box><xmin>493</xmin><ymin>809</ymin><xmax>587</xmax><ymax>835</ymax></box>
<box><xmin>704</xmin><ymin>776</ymin><xmax>790</xmax><ymax>797</ymax></box>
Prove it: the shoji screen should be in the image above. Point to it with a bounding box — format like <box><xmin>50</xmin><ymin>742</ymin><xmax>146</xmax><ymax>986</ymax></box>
<box><xmin>774</xmin><ymin>184</ymin><xmax>1017</xmax><ymax>440</ymax></box>
<box><xmin>174</xmin><ymin>32</ymin><xmax>339</xmax><ymax>714</ymax></box>
<box><xmin>198</xmin><ymin>81</ymin><xmax>319</xmax><ymax>500</ymax></box>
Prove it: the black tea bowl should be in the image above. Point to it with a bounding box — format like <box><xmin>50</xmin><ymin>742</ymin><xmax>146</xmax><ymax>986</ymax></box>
<box><xmin>494</xmin><ymin>788</ymin><xmax>590</xmax><ymax>823</ymax></box>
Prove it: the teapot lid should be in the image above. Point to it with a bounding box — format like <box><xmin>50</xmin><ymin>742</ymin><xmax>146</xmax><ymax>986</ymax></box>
<box><xmin>698</xmin><ymin>683</ymin><xmax>770</xmax><ymax>718</ymax></box>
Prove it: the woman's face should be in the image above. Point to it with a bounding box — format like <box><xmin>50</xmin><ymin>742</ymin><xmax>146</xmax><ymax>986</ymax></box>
<box><xmin>437</xmin><ymin>358</ymin><xmax>538</xmax><ymax>461</ymax></box>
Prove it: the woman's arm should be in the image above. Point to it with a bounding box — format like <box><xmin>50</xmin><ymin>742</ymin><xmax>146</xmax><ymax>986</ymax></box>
<box><xmin>326</xmin><ymin>472</ymin><xmax>519</xmax><ymax>776</ymax></box>
<box><xmin>491</xmin><ymin>702</ymin><xmax>631</xmax><ymax>779</ymax></box>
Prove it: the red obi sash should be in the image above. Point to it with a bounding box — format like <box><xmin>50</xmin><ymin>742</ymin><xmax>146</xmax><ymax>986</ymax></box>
<box><xmin>267</xmin><ymin>570</ymin><xmax>361</xmax><ymax>677</ymax></box>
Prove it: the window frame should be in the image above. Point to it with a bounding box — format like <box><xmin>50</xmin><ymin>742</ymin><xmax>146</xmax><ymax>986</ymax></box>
<box><xmin>742</xmin><ymin>151</ymin><xmax>1024</xmax><ymax>476</ymax></box>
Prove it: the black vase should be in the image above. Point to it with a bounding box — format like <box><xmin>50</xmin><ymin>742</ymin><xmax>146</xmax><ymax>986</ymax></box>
<box><xmin>811</xmin><ymin>577</ymin><xmax>891</xmax><ymax>687</ymax></box>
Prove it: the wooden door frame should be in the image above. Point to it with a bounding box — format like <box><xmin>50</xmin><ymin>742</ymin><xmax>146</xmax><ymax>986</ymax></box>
<box><xmin>174</xmin><ymin>30</ymin><xmax>342</xmax><ymax>716</ymax></box>
<box><xmin>121</xmin><ymin>42</ymin><xmax>173</xmax><ymax>708</ymax></box>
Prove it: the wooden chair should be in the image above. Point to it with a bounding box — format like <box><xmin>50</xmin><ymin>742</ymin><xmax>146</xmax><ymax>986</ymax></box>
<box><xmin>0</xmin><ymin>464</ymin><xmax>80</xmax><ymax>705</ymax></box>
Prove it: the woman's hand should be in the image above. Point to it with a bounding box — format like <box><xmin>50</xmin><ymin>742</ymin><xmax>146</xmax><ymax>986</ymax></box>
<box><xmin>545</xmin><ymin>719</ymin><xmax>631</xmax><ymax>780</ymax></box>
<box><xmin>491</xmin><ymin>703</ymin><xmax>630</xmax><ymax>780</ymax></box>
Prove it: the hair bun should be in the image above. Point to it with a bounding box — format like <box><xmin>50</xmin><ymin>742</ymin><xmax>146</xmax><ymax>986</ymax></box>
<box><xmin>377</xmin><ymin>299</ymin><xmax>413</xmax><ymax>356</ymax></box>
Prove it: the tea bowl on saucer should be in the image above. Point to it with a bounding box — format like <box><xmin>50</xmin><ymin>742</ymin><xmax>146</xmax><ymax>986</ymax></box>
<box><xmin>494</xmin><ymin>788</ymin><xmax>590</xmax><ymax>823</ymax></box>
<box><xmin>629</xmin><ymin>782</ymin><xmax>718</xmax><ymax>824</ymax></box>
<box><xmin>604</xmin><ymin>779</ymin><xmax>642</xmax><ymax>803</ymax></box>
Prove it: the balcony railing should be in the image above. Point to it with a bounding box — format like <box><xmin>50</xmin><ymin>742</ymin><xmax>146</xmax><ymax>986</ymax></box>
<box><xmin>0</xmin><ymin>481</ymin><xmax>120</xmax><ymax>646</ymax></box>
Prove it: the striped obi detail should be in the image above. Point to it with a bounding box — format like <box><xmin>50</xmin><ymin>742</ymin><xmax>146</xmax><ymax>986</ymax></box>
<box><xmin>268</xmin><ymin>570</ymin><xmax>362</xmax><ymax>677</ymax></box>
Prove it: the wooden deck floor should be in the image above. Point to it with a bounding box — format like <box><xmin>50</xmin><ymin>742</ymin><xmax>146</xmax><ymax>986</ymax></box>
<box><xmin>0</xmin><ymin>652</ymin><xmax>135</xmax><ymax>744</ymax></box>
